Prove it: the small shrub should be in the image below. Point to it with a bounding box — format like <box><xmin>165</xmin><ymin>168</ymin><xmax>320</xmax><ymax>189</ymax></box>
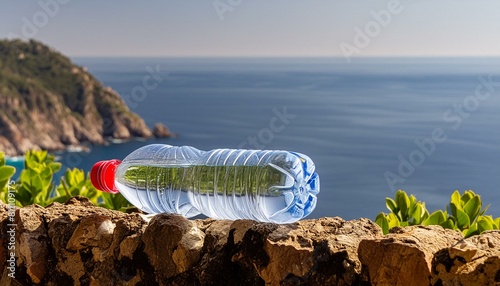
<box><xmin>15</xmin><ymin>150</ymin><xmax>61</xmax><ymax>206</ymax></box>
<box><xmin>53</xmin><ymin>168</ymin><xmax>101</xmax><ymax>205</ymax></box>
<box><xmin>376</xmin><ymin>189</ymin><xmax>500</xmax><ymax>237</ymax></box>
<box><xmin>375</xmin><ymin>190</ymin><xmax>429</xmax><ymax>234</ymax></box>
<box><xmin>0</xmin><ymin>150</ymin><xmax>131</xmax><ymax>211</ymax></box>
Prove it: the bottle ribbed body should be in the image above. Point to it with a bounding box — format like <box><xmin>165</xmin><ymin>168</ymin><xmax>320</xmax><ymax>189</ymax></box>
<box><xmin>114</xmin><ymin>144</ymin><xmax>319</xmax><ymax>223</ymax></box>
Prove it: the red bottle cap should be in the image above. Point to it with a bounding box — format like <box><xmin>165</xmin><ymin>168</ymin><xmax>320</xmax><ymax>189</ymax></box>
<box><xmin>90</xmin><ymin>159</ymin><xmax>122</xmax><ymax>194</ymax></box>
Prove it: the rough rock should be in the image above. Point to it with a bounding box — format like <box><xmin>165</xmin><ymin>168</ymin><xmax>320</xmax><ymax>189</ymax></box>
<box><xmin>142</xmin><ymin>214</ymin><xmax>205</xmax><ymax>283</ymax></box>
<box><xmin>152</xmin><ymin>122</ymin><xmax>174</xmax><ymax>138</ymax></box>
<box><xmin>1</xmin><ymin>197</ymin><xmax>150</xmax><ymax>285</ymax></box>
<box><xmin>1</xmin><ymin>199</ymin><xmax>499</xmax><ymax>285</ymax></box>
<box><xmin>16</xmin><ymin>206</ymin><xmax>49</xmax><ymax>284</ymax></box>
<box><xmin>253</xmin><ymin>217</ymin><xmax>381</xmax><ymax>286</ymax></box>
<box><xmin>358</xmin><ymin>225</ymin><xmax>463</xmax><ymax>286</ymax></box>
<box><xmin>432</xmin><ymin>230</ymin><xmax>500</xmax><ymax>285</ymax></box>
<box><xmin>0</xmin><ymin>39</ymin><xmax>158</xmax><ymax>156</ymax></box>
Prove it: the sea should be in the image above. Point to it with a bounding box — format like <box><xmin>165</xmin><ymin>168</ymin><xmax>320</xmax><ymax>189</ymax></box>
<box><xmin>7</xmin><ymin>57</ymin><xmax>500</xmax><ymax>220</ymax></box>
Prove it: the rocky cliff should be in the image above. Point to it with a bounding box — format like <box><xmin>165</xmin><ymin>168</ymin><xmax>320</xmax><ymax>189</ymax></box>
<box><xmin>0</xmin><ymin>39</ymin><xmax>171</xmax><ymax>156</ymax></box>
<box><xmin>1</xmin><ymin>197</ymin><xmax>499</xmax><ymax>285</ymax></box>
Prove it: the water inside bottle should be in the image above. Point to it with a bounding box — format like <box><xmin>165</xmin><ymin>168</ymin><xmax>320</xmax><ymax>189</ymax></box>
<box><xmin>115</xmin><ymin>163</ymin><xmax>317</xmax><ymax>222</ymax></box>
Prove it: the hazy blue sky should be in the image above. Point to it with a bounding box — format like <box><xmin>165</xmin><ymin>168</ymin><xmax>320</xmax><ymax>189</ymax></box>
<box><xmin>1</xmin><ymin>0</ymin><xmax>499</xmax><ymax>57</ymax></box>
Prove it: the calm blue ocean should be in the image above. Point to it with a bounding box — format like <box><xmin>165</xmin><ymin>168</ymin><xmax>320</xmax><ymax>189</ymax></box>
<box><xmin>17</xmin><ymin>57</ymin><xmax>500</xmax><ymax>220</ymax></box>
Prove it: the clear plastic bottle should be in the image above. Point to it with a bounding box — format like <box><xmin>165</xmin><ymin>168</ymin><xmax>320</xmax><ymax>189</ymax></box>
<box><xmin>91</xmin><ymin>144</ymin><xmax>319</xmax><ymax>223</ymax></box>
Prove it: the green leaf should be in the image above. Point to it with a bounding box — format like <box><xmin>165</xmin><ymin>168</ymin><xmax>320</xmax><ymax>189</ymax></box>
<box><xmin>450</xmin><ymin>190</ymin><xmax>461</xmax><ymax>206</ymax></box>
<box><xmin>99</xmin><ymin>192</ymin><xmax>131</xmax><ymax>211</ymax></box>
<box><xmin>439</xmin><ymin>218</ymin><xmax>455</xmax><ymax>230</ymax></box>
<box><xmin>375</xmin><ymin>213</ymin><xmax>389</xmax><ymax>235</ymax></box>
<box><xmin>0</xmin><ymin>165</ymin><xmax>16</xmax><ymax>180</ymax></box>
<box><xmin>386</xmin><ymin>198</ymin><xmax>398</xmax><ymax>214</ymax></box>
<box><xmin>479</xmin><ymin>204</ymin><xmax>491</xmax><ymax>216</ymax></box>
<box><xmin>464</xmin><ymin>223</ymin><xmax>479</xmax><ymax>238</ymax></box>
<box><xmin>494</xmin><ymin>217</ymin><xmax>500</xmax><ymax>230</ymax></box>
<box><xmin>386</xmin><ymin>213</ymin><xmax>400</xmax><ymax>229</ymax></box>
<box><xmin>0</xmin><ymin>165</ymin><xmax>16</xmax><ymax>190</ymax></box>
<box><xmin>408</xmin><ymin>195</ymin><xmax>418</xmax><ymax>218</ymax></box>
<box><xmin>423</xmin><ymin>210</ymin><xmax>446</xmax><ymax>226</ymax></box>
<box><xmin>411</xmin><ymin>203</ymin><xmax>424</xmax><ymax>225</ymax></box>
<box><xmin>31</xmin><ymin>174</ymin><xmax>44</xmax><ymax>195</ymax></box>
<box><xmin>34</xmin><ymin>150</ymin><xmax>47</xmax><ymax>163</ymax></box>
<box><xmin>450</xmin><ymin>202</ymin><xmax>462</xmax><ymax>220</ymax></box>
<box><xmin>0</xmin><ymin>152</ymin><xmax>5</xmax><ymax>166</ymax></box>
<box><xmin>460</xmin><ymin>191</ymin><xmax>474</xmax><ymax>206</ymax></box>
<box><xmin>466</xmin><ymin>189</ymin><xmax>477</xmax><ymax>197</ymax></box>
<box><xmin>421</xmin><ymin>207</ymin><xmax>430</xmax><ymax>222</ymax></box>
<box><xmin>50</xmin><ymin>195</ymin><xmax>69</xmax><ymax>204</ymax></box>
<box><xmin>15</xmin><ymin>188</ymin><xmax>32</xmax><ymax>206</ymax></box>
<box><xmin>455</xmin><ymin>208</ymin><xmax>471</xmax><ymax>230</ymax></box>
<box><xmin>49</xmin><ymin>162</ymin><xmax>62</xmax><ymax>174</ymax></box>
<box><xmin>463</xmin><ymin>196</ymin><xmax>481</xmax><ymax>223</ymax></box>
<box><xmin>40</xmin><ymin>167</ymin><xmax>53</xmax><ymax>185</ymax></box>
<box><xmin>396</xmin><ymin>190</ymin><xmax>410</xmax><ymax>220</ymax></box>
<box><xmin>60</xmin><ymin>180</ymin><xmax>71</xmax><ymax>197</ymax></box>
<box><xmin>25</xmin><ymin>151</ymin><xmax>40</xmax><ymax>170</ymax></box>
<box><xmin>409</xmin><ymin>194</ymin><xmax>417</xmax><ymax>206</ymax></box>
<box><xmin>477</xmin><ymin>216</ymin><xmax>495</xmax><ymax>233</ymax></box>
<box><xmin>449</xmin><ymin>191</ymin><xmax>461</xmax><ymax>218</ymax></box>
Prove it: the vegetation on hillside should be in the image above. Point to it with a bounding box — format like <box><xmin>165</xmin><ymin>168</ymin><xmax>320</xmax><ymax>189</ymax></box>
<box><xmin>0</xmin><ymin>39</ymin><xmax>83</xmax><ymax>102</ymax></box>
<box><xmin>0</xmin><ymin>39</ymin><xmax>154</xmax><ymax>156</ymax></box>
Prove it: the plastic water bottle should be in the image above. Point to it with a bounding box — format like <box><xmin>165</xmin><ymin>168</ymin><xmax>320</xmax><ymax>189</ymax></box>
<box><xmin>90</xmin><ymin>144</ymin><xmax>319</xmax><ymax>223</ymax></box>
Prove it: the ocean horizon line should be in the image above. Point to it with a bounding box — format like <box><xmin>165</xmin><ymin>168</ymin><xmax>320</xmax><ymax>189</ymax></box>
<box><xmin>70</xmin><ymin>55</ymin><xmax>500</xmax><ymax>60</ymax></box>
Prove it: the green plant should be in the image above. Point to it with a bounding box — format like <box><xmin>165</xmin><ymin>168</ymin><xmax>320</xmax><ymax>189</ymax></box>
<box><xmin>0</xmin><ymin>150</ymin><xmax>132</xmax><ymax>212</ymax></box>
<box><xmin>444</xmin><ymin>190</ymin><xmax>493</xmax><ymax>237</ymax></box>
<box><xmin>419</xmin><ymin>190</ymin><xmax>497</xmax><ymax>237</ymax></box>
<box><xmin>99</xmin><ymin>192</ymin><xmax>133</xmax><ymax>212</ymax></box>
<box><xmin>0</xmin><ymin>152</ymin><xmax>16</xmax><ymax>203</ymax></box>
<box><xmin>15</xmin><ymin>150</ymin><xmax>61</xmax><ymax>206</ymax></box>
<box><xmin>53</xmin><ymin>168</ymin><xmax>132</xmax><ymax>210</ymax></box>
<box><xmin>53</xmin><ymin>168</ymin><xmax>101</xmax><ymax>205</ymax></box>
<box><xmin>375</xmin><ymin>190</ymin><xmax>429</xmax><ymax>234</ymax></box>
<box><xmin>376</xmin><ymin>189</ymin><xmax>500</xmax><ymax>238</ymax></box>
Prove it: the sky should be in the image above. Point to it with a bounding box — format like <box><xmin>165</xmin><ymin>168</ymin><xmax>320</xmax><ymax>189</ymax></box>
<box><xmin>1</xmin><ymin>0</ymin><xmax>499</xmax><ymax>58</ymax></box>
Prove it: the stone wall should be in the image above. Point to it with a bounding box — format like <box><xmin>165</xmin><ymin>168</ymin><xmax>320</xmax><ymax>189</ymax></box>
<box><xmin>1</xmin><ymin>197</ymin><xmax>499</xmax><ymax>285</ymax></box>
